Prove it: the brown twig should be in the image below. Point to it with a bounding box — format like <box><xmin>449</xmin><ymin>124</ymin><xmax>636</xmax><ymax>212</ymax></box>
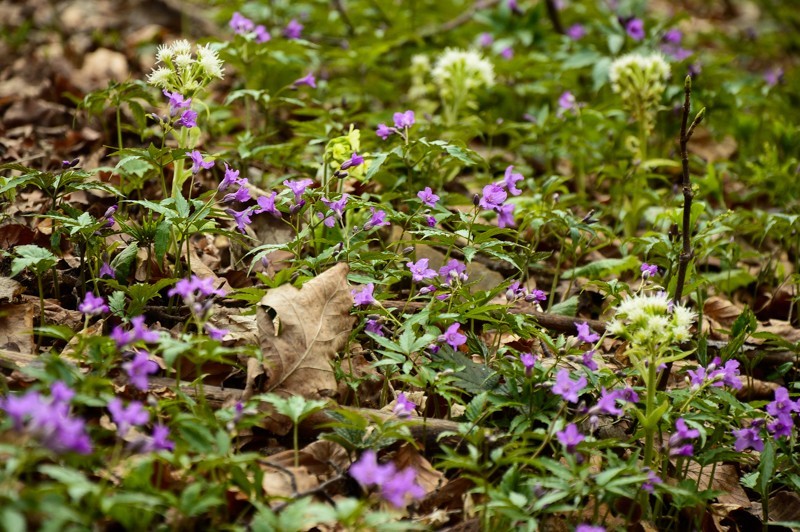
<box><xmin>544</xmin><ymin>0</ymin><xmax>564</xmax><ymax>34</ymax></box>
<box><xmin>380</xmin><ymin>300</ymin><xmax>606</xmax><ymax>335</ymax></box>
<box><xmin>659</xmin><ymin>75</ymin><xmax>705</xmax><ymax>390</ymax></box>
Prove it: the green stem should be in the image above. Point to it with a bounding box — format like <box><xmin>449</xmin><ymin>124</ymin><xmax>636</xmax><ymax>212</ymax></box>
<box><xmin>643</xmin><ymin>355</ymin><xmax>657</xmax><ymax>469</ymax></box>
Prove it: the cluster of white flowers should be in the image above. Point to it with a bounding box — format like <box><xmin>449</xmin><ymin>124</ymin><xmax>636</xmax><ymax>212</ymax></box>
<box><xmin>606</xmin><ymin>291</ymin><xmax>695</xmax><ymax>347</ymax></box>
<box><xmin>431</xmin><ymin>48</ymin><xmax>495</xmax><ymax>94</ymax></box>
<box><xmin>147</xmin><ymin>39</ymin><xmax>224</xmax><ymax>95</ymax></box>
<box><xmin>428</xmin><ymin>48</ymin><xmax>495</xmax><ymax>124</ymax></box>
<box><xmin>608</xmin><ymin>52</ymin><xmax>670</xmax><ymax>138</ymax></box>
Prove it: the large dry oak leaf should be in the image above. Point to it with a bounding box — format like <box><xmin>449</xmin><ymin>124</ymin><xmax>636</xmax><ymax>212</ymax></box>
<box><xmin>256</xmin><ymin>263</ymin><xmax>355</xmax><ymax>398</ymax></box>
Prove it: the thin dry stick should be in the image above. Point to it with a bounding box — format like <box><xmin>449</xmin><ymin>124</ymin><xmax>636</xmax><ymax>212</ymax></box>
<box><xmin>658</xmin><ymin>75</ymin><xmax>705</xmax><ymax>390</ymax></box>
<box><xmin>545</xmin><ymin>0</ymin><xmax>564</xmax><ymax>34</ymax></box>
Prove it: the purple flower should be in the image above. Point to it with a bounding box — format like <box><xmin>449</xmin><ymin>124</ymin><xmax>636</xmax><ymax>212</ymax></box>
<box><xmin>108</xmin><ymin>398</ymin><xmax>149</xmax><ymax>437</ymax></box>
<box><xmin>177</xmin><ymin>109</ymin><xmax>197</xmax><ymax>128</ymax></box>
<box><xmin>283</xmin><ymin>19</ymin><xmax>303</xmax><ymax>39</ymax></box>
<box><xmin>79</xmin><ymin>292</ymin><xmax>108</xmax><ymax>315</ymax></box>
<box><xmin>507</xmin><ymin>0</ymin><xmax>522</xmax><ymax>15</ymax></box>
<box><xmin>641</xmin><ymin>263</ymin><xmax>659</xmax><ymax>277</ymax></box>
<box><xmin>663</xmin><ymin>29</ymin><xmax>682</xmax><ymax>44</ymax></box>
<box><xmin>111</xmin><ymin>316</ymin><xmax>160</xmax><ymax>348</ymax></box>
<box><xmin>364</xmin><ymin>208</ymin><xmax>390</xmax><ymax>230</ymax></box>
<box><xmin>732</xmin><ymin>426</ymin><xmax>764</xmax><ymax>452</ymax></box>
<box><xmin>767</xmin><ymin>415</ymin><xmax>794</xmax><ymax>439</ymax></box>
<box><xmin>381</xmin><ymin>467</ymin><xmax>425</xmax><ymax>508</ymax></box>
<box><xmin>350</xmin><ymin>450</ymin><xmax>396</xmax><ymax>487</ymax></box>
<box><xmin>668</xmin><ymin>418</ymin><xmax>700</xmax><ymax>456</ymax></box>
<box><xmin>254</xmin><ymin>25</ymin><xmax>271</xmax><ymax>43</ymax></box>
<box><xmin>764</xmin><ymin>67</ymin><xmax>784</xmax><ymax>87</ymax></box>
<box><xmin>365</xmin><ymin>318</ymin><xmax>384</xmax><ymax>336</ymax></box>
<box><xmin>709</xmin><ymin>359</ymin><xmax>742</xmax><ymax>389</ymax></box>
<box><xmin>393</xmin><ymin>110</ymin><xmax>415</xmax><ymax>129</ymax></box>
<box><xmin>188</xmin><ymin>150</ymin><xmax>214</xmax><ymax>174</ymax></box>
<box><xmin>223</xmin><ymin>185</ymin><xmax>252</xmax><ymax>204</ymax></box>
<box><xmin>552</xmin><ymin>369</ymin><xmax>587</xmax><ymax>403</ymax></box>
<box><xmin>322</xmin><ymin>194</ymin><xmax>349</xmax><ymax>218</ymax></box>
<box><xmin>425</xmin><ymin>215</ymin><xmax>436</xmax><ymax>227</ymax></box>
<box><xmin>581</xmin><ymin>351</ymin><xmax>598</xmax><ymax>371</ymax></box>
<box><xmin>254</xmin><ymin>191</ymin><xmax>281</xmax><ymax>217</ymax></box>
<box><xmin>478</xmin><ymin>32</ymin><xmax>494</xmax><ymax>47</ymax></box>
<box><xmin>500</xmin><ymin>47</ymin><xmax>514</xmax><ymax>60</ymax></box>
<box><xmin>205</xmin><ymin>323</ymin><xmax>228</xmax><ymax>341</ymax></box>
<box><xmin>528</xmin><ymin>289</ymin><xmax>546</xmax><ymax>303</ymax></box>
<box><xmin>439</xmin><ymin>322</ymin><xmax>467</xmax><ymax>350</ymax></box>
<box><xmin>147</xmin><ymin>424</ymin><xmax>175</xmax><ymax>452</ymax></box>
<box><xmin>417</xmin><ymin>187</ymin><xmax>439</xmax><ymax>208</ymax></box>
<box><xmin>227</xmin><ymin>207</ymin><xmax>253</xmax><ymax>234</ymax></box>
<box><xmin>393</xmin><ymin>392</ymin><xmax>416</xmax><ymax>418</ymax></box>
<box><xmin>479</xmin><ymin>183</ymin><xmax>507</xmax><ymax>210</ymax></box>
<box><xmin>162</xmin><ymin>90</ymin><xmax>191</xmax><ymax>116</ymax></box>
<box><xmin>293</xmin><ymin>72</ymin><xmax>316</xmax><ymax>88</ymax></box>
<box><xmin>566</xmin><ymin>24</ymin><xmax>586</xmax><ymax>40</ymax></box>
<box><xmin>556</xmin><ymin>423</ymin><xmax>585</xmax><ymax>454</ymax></box>
<box><xmin>520</xmin><ymin>352</ymin><xmax>536</xmax><ymax>376</ymax></box>
<box><xmin>625</xmin><ymin>18</ymin><xmax>645</xmax><ymax>41</ymax></box>
<box><xmin>352</xmin><ymin>283</ymin><xmax>376</xmax><ymax>306</ymax></box>
<box><xmin>340</xmin><ymin>152</ymin><xmax>364</xmax><ymax>171</ymax></box>
<box><xmin>497</xmin><ymin>203</ymin><xmax>515</xmax><ymax>228</ymax></box>
<box><xmin>439</xmin><ymin>259</ymin><xmax>467</xmax><ymax>286</ymax></box>
<box><xmin>122</xmin><ymin>351</ymin><xmax>159</xmax><ymax>391</ymax></box>
<box><xmin>376</xmin><ymin>123</ymin><xmax>393</xmax><ymax>140</ymax></box>
<box><xmin>283</xmin><ymin>178</ymin><xmax>314</xmax><ymax>201</ymax></box>
<box><xmin>594</xmin><ymin>388</ymin><xmax>624</xmax><ymax>416</ymax></box>
<box><xmin>558</xmin><ymin>91</ymin><xmax>578</xmax><ymax>116</ymax></box>
<box><xmin>220</xmin><ymin>163</ymin><xmax>246</xmax><ymax>191</ymax></box>
<box><xmin>99</xmin><ymin>261</ymin><xmax>115</xmax><ymax>279</ymax></box>
<box><xmin>502</xmin><ymin>165</ymin><xmax>524</xmax><ymax>196</ymax></box>
<box><xmin>576</xmin><ymin>322</ymin><xmax>600</xmax><ymax>344</ymax></box>
<box><xmin>0</xmin><ymin>388</ymin><xmax>92</xmax><ymax>455</ymax></box>
<box><xmin>576</xmin><ymin>526</ymin><xmax>605</xmax><ymax>532</ymax></box>
<box><xmin>406</xmin><ymin>258</ymin><xmax>437</xmax><ymax>282</ymax></box>
<box><xmin>642</xmin><ymin>468</ymin><xmax>663</xmax><ymax>493</ymax></box>
<box><xmin>766</xmin><ymin>387</ymin><xmax>800</xmax><ymax>418</ymax></box>
<box><xmin>230</xmin><ymin>12</ymin><xmax>255</xmax><ymax>33</ymax></box>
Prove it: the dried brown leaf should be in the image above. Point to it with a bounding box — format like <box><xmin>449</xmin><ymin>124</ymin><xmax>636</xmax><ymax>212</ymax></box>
<box><xmin>0</xmin><ymin>301</ymin><xmax>35</xmax><ymax>354</ymax></box>
<box><xmin>256</xmin><ymin>263</ymin><xmax>355</xmax><ymax>398</ymax></box>
<box><xmin>0</xmin><ymin>277</ymin><xmax>24</xmax><ymax>303</ymax></box>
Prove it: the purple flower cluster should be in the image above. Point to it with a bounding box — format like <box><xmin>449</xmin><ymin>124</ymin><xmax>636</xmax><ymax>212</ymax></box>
<box><xmin>668</xmin><ymin>418</ymin><xmax>700</xmax><ymax>457</ymax></box>
<box><xmin>625</xmin><ymin>18</ymin><xmax>645</xmax><ymax>41</ymax></box>
<box><xmin>351</xmin><ymin>283</ymin><xmax>376</xmax><ymax>306</ymax></box>
<box><xmin>587</xmin><ymin>387</ymin><xmax>638</xmax><ymax>424</ymax></box>
<box><xmin>439</xmin><ymin>322</ymin><xmax>467</xmax><ymax>350</ymax></box>
<box><xmin>349</xmin><ymin>450</ymin><xmax>425</xmax><ymax>507</ymax></box>
<box><xmin>520</xmin><ymin>352</ymin><xmax>537</xmax><ymax>377</ymax></box>
<box><xmin>557</xmin><ymin>91</ymin><xmax>582</xmax><ymax>117</ymax></box>
<box><xmin>686</xmin><ymin>357</ymin><xmax>742</xmax><ymax>390</ymax></box>
<box><xmin>660</xmin><ymin>29</ymin><xmax>692</xmax><ymax>61</ymax></box>
<box><xmin>376</xmin><ymin>110</ymin><xmax>416</xmax><ymax>141</ymax></box>
<box><xmin>478</xmin><ymin>165</ymin><xmax>525</xmax><ymax>228</ymax></box>
<box><xmin>168</xmin><ymin>275</ymin><xmax>226</xmax><ymax>318</ymax></box>
<box><xmin>505</xmin><ymin>280</ymin><xmax>546</xmax><ymax>304</ymax></box>
<box><xmin>576</xmin><ymin>322</ymin><xmax>600</xmax><ymax>344</ymax></box>
<box><xmin>640</xmin><ymin>262</ymin><xmax>659</xmax><ymax>278</ymax></box>
<box><xmin>566</xmin><ymin>24</ymin><xmax>586</xmax><ymax>41</ymax></box>
<box><xmin>557</xmin><ymin>423</ymin><xmax>585</xmax><ymax>454</ymax></box>
<box><xmin>229</xmin><ymin>12</ymin><xmax>271</xmax><ymax>43</ymax></box>
<box><xmin>439</xmin><ymin>259</ymin><xmax>468</xmax><ymax>287</ymax></box>
<box><xmin>111</xmin><ymin>316</ymin><xmax>161</xmax><ymax>348</ymax></box>
<box><xmin>189</xmin><ymin>150</ymin><xmax>214</xmax><ymax>174</ymax></box>
<box><xmin>552</xmin><ymin>369</ymin><xmax>587</xmax><ymax>403</ymax></box>
<box><xmin>79</xmin><ymin>292</ymin><xmax>109</xmax><ymax>316</ymax></box>
<box><xmin>0</xmin><ymin>382</ymin><xmax>92</xmax><ymax>454</ymax></box>
<box><xmin>766</xmin><ymin>387</ymin><xmax>799</xmax><ymax>438</ymax></box>
<box><xmin>122</xmin><ymin>351</ymin><xmax>159</xmax><ymax>391</ymax></box>
<box><xmin>108</xmin><ymin>397</ymin><xmax>149</xmax><ymax>437</ymax></box>
<box><xmin>392</xmin><ymin>392</ymin><xmax>416</xmax><ymax>418</ymax></box>
<box><xmin>163</xmin><ymin>90</ymin><xmax>196</xmax><ymax>128</ymax></box>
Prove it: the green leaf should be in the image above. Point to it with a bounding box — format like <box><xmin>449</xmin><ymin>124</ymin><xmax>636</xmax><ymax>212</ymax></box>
<box><xmin>561</xmin><ymin>255</ymin><xmax>639</xmax><ymax>280</ymax></box>
<box><xmin>154</xmin><ymin>220</ymin><xmax>171</xmax><ymax>265</ymax></box>
<box><xmin>758</xmin><ymin>438</ymin><xmax>775</xmax><ymax>496</ymax></box>
<box><xmin>11</xmin><ymin>245</ymin><xmax>57</xmax><ymax>276</ymax></box>
<box><xmin>111</xmin><ymin>244</ymin><xmax>139</xmax><ymax>280</ymax></box>
<box><xmin>549</xmin><ymin>296</ymin><xmax>578</xmax><ymax>317</ymax></box>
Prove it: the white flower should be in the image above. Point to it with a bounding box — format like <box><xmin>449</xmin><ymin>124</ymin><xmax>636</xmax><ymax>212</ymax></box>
<box><xmin>197</xmin><ymin>44</ymin><xmax>224</xmax><ymax>79</ymax></box>
<box><xmin>431</xmin><ymin>48</ymin><xmax>495</xmax><ymax>91</ymax></box>
<box><xmin>606</xmin><ymin>291</ymin><xmax>696</xmax><ymax>347</ymax></box>
<box><xmin>174</xmin><ymin>52</ymin><xmax>194</xmax><ymax>70</ymax></box>
<box><xmin>170</xmin><ymin>39</ymin><xmax>192</xmax><ymax>56</ymax></box>
<box><xmin>609</xmin><ymin>52</ymin><xmax>670</xmax><ymax>94</ymax></box>
<box><xmin>147</xmin><ymin>66</ymin><xmax>174</xmax><ymax>89</ymax></box>
<box><xmin>156</xmin><ymin>44</ymin><xmax>174</xmax><ymax>63</ymax></box>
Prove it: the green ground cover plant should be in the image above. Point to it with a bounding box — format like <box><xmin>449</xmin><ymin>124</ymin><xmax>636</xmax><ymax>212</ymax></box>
<box><xmin>0</xmin><ymin>0</ymin><xmax>799</xmax><ymax>530</ymax></box>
